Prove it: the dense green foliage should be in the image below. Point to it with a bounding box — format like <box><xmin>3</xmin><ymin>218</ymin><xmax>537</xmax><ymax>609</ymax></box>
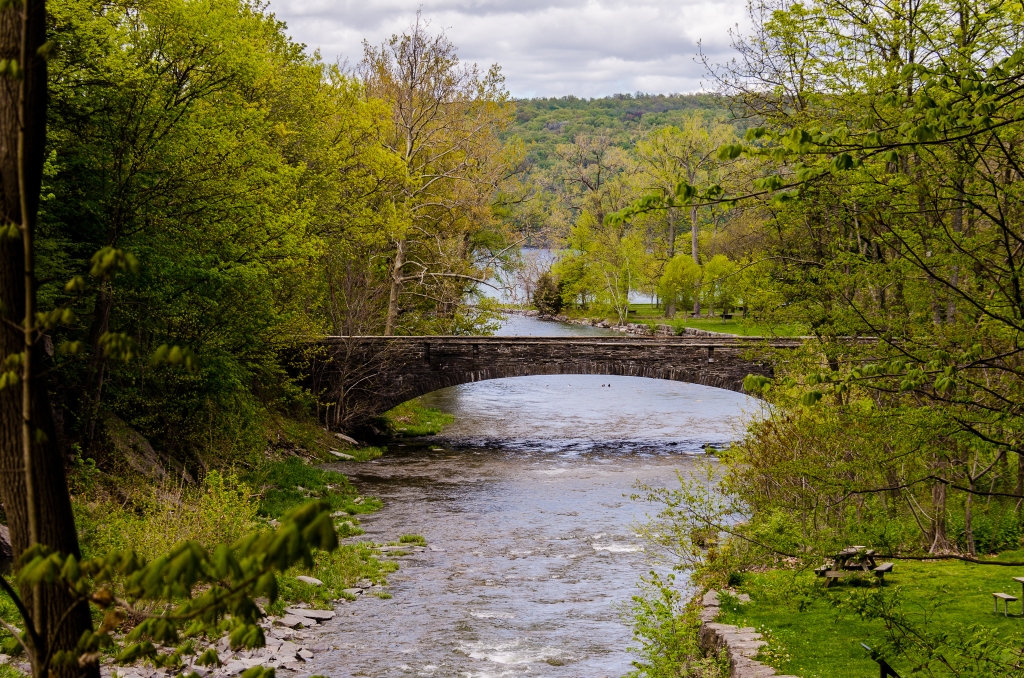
<box><xmin>35</xmin><ymin>0</ymin><xmax>519</xmax><ymax>470</ymax></box>
<box><xmin>616</xmin><ymin>0</ymin><xmax>1024</xmax><ymax>674</ymax></box>
<box><xmin>504</xmin><ymin>95</ymin><xmax>763</xmax><ymax>324</ymax></box>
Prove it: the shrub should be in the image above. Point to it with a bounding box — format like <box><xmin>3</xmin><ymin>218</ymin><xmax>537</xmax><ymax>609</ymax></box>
<box><xmin>77</xmin><ymin>470</ymin><xmax>262</xmax><ymax>560</ymax></box>
<box><xmin>533</xmin><ymin>272</ymin><xmax>563</xmax><ymax>314</ymax></box>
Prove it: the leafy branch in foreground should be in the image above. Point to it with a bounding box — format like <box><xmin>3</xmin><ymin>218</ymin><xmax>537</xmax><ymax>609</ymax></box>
<box><xmin>0</xmin><ymin>499</ymin><xmax>337</xmax><ymax>677</ymax></box>
<box><xmin>839</xmin><ymin>587</ymin><xmax>1024</xmax><ymax>678</ymax></box>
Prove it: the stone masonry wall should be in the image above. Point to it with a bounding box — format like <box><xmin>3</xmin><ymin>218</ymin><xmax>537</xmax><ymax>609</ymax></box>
<box><xmin>698</xmin><ymin>590</ymin><xmax>798</xmax><ymax>678</ymax></box>
<box><xmin>311</xmin><ymin>336</ymin><xmax>797</xmax><ymax>424</ymax></box>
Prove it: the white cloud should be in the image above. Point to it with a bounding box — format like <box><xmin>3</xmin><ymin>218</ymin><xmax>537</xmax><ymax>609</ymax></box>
<box><xmin>267</xmin><ymin>0</ymin><xmax>748</xmax><ymax>98</ymax></box>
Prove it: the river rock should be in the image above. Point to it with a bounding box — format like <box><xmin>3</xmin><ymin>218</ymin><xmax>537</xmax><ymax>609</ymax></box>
<box><xmin>342</xmin><ymin>588</ymin><xmax>364</xmax><ymax>596</ymax></box>
<box><xmin>329</xmin><ymin>450</ymin><xmax>355</xmax><ymax>460</ymax></box>
<box><xmin>275</xmin><ymin>640</ymin><xmax>300</xmax><ymax>659</ymax></box>
<box><xmin>222</xmin><ymin>660</ymin><xmax>247</xmax><ymax>675</ymax></box>
<box><xmin>285</xmin><ymin>607</ymin><xmax>335</xmax><ymax>621</ymax></box>
<box><xmin>295</xmin><ymin>575</ymin><xmax>323</xmax><ymax>586</ymax></box>
<box><xmin>334</xmin><ymin>432</ymin><xmax>360</xmax><ymax>446</ymax></box>
<box><xmin>274</xmin><ymin>615</ymin><xmax>309</xmax><ymax>628</ymax></box>
<box><xmin>297</xmin><ymin>649</ymin><xmax>314</xmax><ymax>660</ymax></box>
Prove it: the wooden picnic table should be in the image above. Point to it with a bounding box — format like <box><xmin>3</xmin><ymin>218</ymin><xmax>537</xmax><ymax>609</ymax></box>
<box><xmin>1012</xmin><ymin>577</ymin><xmax>1024</xmax><ymax>604</ymax></box>
<box><xmin>832</xmin><ymin>546</ymin><xmax>879</xmax><ymax>572</ymax></box>
<box><xmin>820</xmin><ymin>546</ymin><xmax>880</xmax><ymax>587</ymax></box>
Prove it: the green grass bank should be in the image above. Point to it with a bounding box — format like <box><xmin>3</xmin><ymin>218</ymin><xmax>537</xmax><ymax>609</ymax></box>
<box><xmin>716</xmin><ymin>555</ymin><xmax>1024</xmax><ymax>677</ymax></box>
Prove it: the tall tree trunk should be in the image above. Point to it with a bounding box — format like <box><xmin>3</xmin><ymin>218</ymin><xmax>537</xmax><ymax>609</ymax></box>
<box><xmin>929</xmin><ymin>468</ymin><xmax>950</xmax><ymax>554</ymax></box>
<box><xmin>384</xmin><ymin>239</ymin><xmax>405</xmax><ymax>336</ymax></box>
<box><xmin>0</xmin><ymin>1</ymin><xmax>97</xmax><ymax>675</ymax></box>
<box><xmin>690</xmin><ymin>203</ymin><xmax>700</xmax><ymax>317</ymax></box>
<box><xmin>963</xmin><ymin>485</ymin><xmax>975</xmax><ymax>557</ymax></box>
<box><xmin>1015</xmin><ymin>451</ymin><xmax>1024</xmax><ymax>516</ymax></box>
<box><xmin>665</xmin><ymin>207</ymin><xmax>677</xmax><ymax>318</ymax></box>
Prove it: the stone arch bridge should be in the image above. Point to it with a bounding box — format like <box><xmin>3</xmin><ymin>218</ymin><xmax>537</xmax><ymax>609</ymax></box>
<box><xmin>307</xmin><ymin>335</ymin><xmax>802</xmax><ymax>429</ymax></box>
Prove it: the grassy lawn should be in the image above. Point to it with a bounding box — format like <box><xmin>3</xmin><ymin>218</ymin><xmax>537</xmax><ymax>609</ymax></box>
<box><xmin>629</xmin><ymin>303</ymin><xmax>806</xmax><ymax>337</ymax></box>
<box><xmin>718</xmin><ymin>554</ymin><xmax>1024</xmax><ymax>677</ymax></box>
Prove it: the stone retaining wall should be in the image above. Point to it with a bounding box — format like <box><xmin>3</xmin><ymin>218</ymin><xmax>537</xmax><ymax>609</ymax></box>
<box><xmin>698</xmin><ymin>590</ymin><xmax>798</xmax><ymax>678</ymax></box>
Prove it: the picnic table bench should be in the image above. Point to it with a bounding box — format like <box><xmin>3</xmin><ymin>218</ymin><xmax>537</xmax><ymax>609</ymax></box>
<box><xmin>994</xmin><ymin>592</ymin><xmax>1018</xmax><ymax>616</ymax></box>
<box><xmin>873</xmin><ymin>562</ymin><xmax>894</xmax><ymax>583</ymax></box>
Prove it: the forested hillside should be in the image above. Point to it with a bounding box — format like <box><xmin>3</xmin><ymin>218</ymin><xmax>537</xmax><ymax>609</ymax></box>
<box><xmin>507</xmin><ymin>94</ymin><xmax>729</xmax><ymax>168</ymax></box>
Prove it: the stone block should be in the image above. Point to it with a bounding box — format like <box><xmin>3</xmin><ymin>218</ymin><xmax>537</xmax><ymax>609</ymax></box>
<box><xmin>285</xmin><ymin>607</ymin><xmax>335</xmax><ymax>621</ymax></box>
<box><xmin>274</xmin><ymin>615</ymin><xmax>308</xmax><ymax>629</ymax></box>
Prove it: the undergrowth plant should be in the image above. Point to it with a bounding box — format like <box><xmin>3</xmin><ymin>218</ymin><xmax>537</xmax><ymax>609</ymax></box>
<box><xmin>1</xmin><ymin>501</ymin><xmax>338</xmax><ymax>677</ymax></box>
<box><xmin>626</xmin><ymin>572</ymin><xmax>728</xmax><ymax>678</ymax></box>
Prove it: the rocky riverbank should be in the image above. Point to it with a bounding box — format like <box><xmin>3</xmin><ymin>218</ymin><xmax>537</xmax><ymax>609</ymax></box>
<box><xmin>503</xmin><ymin>308</ymin><xmax>740</xmax><ymax>337</ymax></box>
<box><xmin>90</xmin><ymin>551</ymin><xmax>419</xmax><ymax>678</ymax></box>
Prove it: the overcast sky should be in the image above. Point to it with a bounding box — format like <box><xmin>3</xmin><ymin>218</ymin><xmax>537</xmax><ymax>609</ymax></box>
<box><xmin>267</xmin><ymin>0</ymin><xmax>749</xmax><ymax>99</ymax></box>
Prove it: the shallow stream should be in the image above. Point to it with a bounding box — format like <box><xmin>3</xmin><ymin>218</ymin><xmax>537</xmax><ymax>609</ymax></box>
<box><xmin>311</xmin><ymin>316</ymin><xmax>755</xmax><ymax>677</ymax></box>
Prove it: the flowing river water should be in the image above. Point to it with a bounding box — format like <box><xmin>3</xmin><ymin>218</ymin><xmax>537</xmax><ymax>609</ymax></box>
<box><xmin>313</xmin><ymin>316</ymin><xmax>755</xmax><ymax>677</ymax></box>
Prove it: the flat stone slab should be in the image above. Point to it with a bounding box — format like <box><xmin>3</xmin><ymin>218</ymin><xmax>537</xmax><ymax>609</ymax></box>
<box><xmin>295</xmin><ymin>575</ymin><xmax>323</xmax><ymax>586</ymax></box>
<box><xmin>285</xmin><ymin>607</ymin><xmax>335</xmax><ymax>621</ymax></box>
<box><xmin>729</xmin><ymin>640</ymin><xmax>768</xmax><ymax>658</ymax></box>
<box><xmin>699</xmin><ymin>604</ymin><xmax>780</xmax><ymax>678</ymax></box>
<box><xmin>274</xmin><ymin>615</ymin><xmax>309</xmax><ymax>628</ymax></box>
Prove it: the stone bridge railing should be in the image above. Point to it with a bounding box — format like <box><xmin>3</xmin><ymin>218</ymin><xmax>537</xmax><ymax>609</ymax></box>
<box><xmin>305</xmin><ymin>335</ymin><xmax>802</xmax><ymax>430</ymax></box>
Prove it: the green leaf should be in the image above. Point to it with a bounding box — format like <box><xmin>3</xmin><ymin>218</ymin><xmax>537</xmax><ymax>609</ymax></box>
<box><xmin>99</xmin><ymin>332</ymin><xmax>140</xmax><ymax>361</ymax></box>
<box><xmin>196</xmin><ymin>648</ymin><xmax>221</xmax><ymax>667</ymax></box>
<box><xmin>116</xmin><ymin>641</ymin><xmax>156</xmax><ymax>664</ymax></box>
<box><xmin>800</xmin><ymin>391</ymin><xmax>823</xmax><ymax>406</ymax></box>
<box><xmin>89</xmin><ymin>246</ymin><xmax>141</xmax><ymax>279</ymax></box>
<box><xmin>717</xmin><ymin>143</ymin><xmax>744</xmax><ymax>160</ymax></box>
<box><xmin>830</xmin><ymin>153</ymin><xmax>857</xmax><ymax>171</ymax></box>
